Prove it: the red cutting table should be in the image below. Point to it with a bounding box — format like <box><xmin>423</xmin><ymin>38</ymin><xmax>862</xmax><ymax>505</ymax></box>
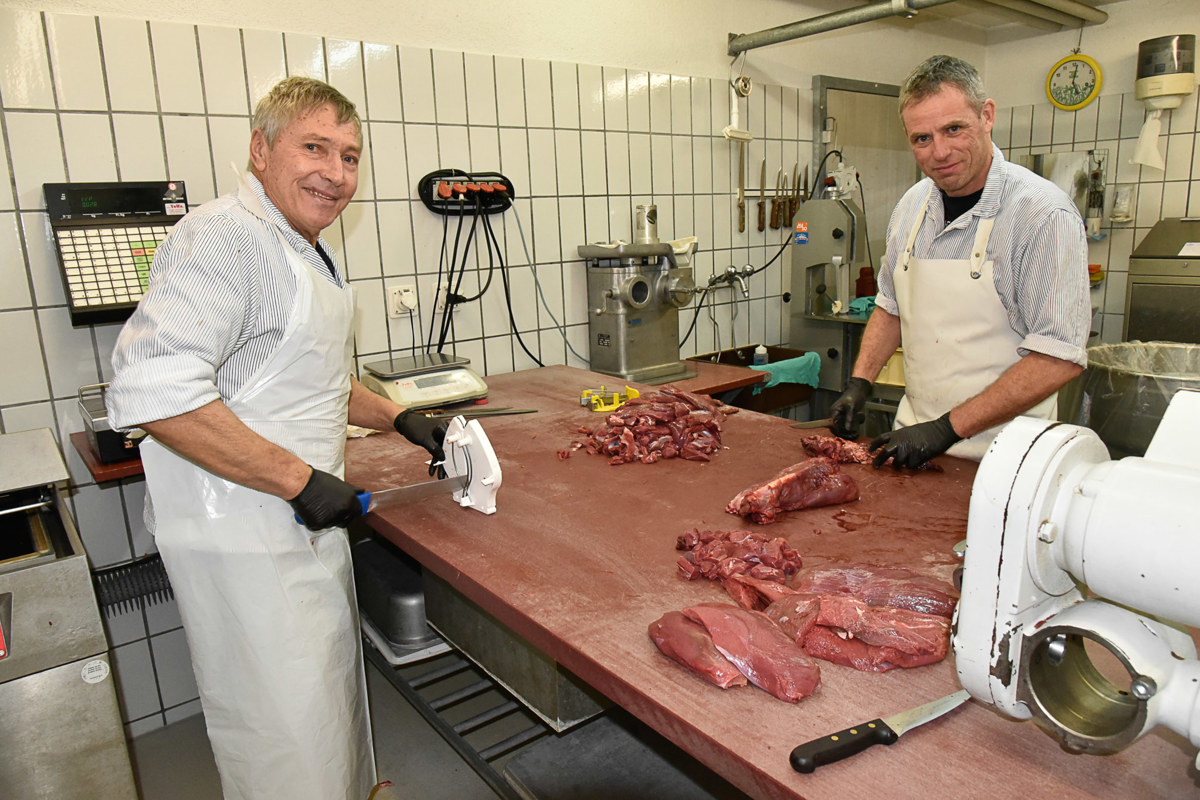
<box><xmin>348</xmin><ymin>365</ymin><xmax>1196</xmax><ymax>800</ymax></box>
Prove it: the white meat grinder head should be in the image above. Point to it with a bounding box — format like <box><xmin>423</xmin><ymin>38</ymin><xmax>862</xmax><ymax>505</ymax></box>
<box><xmin>954</xmin><ymin>388</ymin><xmax>1200</xmax><ymax>770</ymax></box>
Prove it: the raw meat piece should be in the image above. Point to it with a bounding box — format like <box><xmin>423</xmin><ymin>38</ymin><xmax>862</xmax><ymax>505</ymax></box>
<box><xmin>648</xmin><ymin>611</ymin><xmax>748</xmax><ymax>689</ymax></box>
<box><xmin>726</xmin><ymin>457</ymin><xmax>860</xmax><ymax>524</ymax></box>
<box><xmin>800</xmin><ymin>434</ymin><xmax>944</xmax><ymax>471</ymax></box>
<box><xmin>802</xmin><ymin>626</ymin><xmax>945</xmax><ymax>672</ymax></box>
<box><xmin>813</xmin><ymin>594</ymin><xmax>950</xmax><ymax>658</ymax></box>
<box><xmin>569</xmin><ymin>385</ymin><xmax>735</xmax><ymax>466</ymax></box>
<box><xmin>800</xmin><ymin>435</ymin><xmax>873</xmax><ymax>464</ymax></box>
<box><xmin>794</xmin><ymin>564</ymin><xmax>958</xmax><ymax>619</ymax></box>
<box><xmin>764</xmin><ymin>593</ymin><xmax>822</xmax><ymax>643</ymax></box>
<box><xmin>682</xmin><ymin>603</ymin><xmax>821</xmax><ymax>702</ymax></box>
<box><xmin>721</xmin><ymin>573</ymin><xmax>801</xmax><ymax>611</ymax></box>
<box><xmin>674</xmin><ymin>529</ymin><xmax>802</xmax><ymax>583</ymax></box>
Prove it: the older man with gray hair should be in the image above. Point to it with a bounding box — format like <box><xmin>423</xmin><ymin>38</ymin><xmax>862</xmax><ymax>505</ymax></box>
<box><xmin>108</xmin><ymin>76</ymin><xmax>446</xmax><ymax>799</ymax></box>
<box><xmin>829</xmin><ymin>55</ymin><xmax>1091</xmax><ymax>469</ymax></box>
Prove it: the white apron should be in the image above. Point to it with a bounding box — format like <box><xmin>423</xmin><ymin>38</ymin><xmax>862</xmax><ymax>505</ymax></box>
<box><xmin>140</xmin><ymin>176</ymin><xmax>375</xmax><ymax>800</ymax></box>
<box><xmin>892</xmin><ymin>190</ymin><xmax>1056</xmax><ymax>461</ymax></box>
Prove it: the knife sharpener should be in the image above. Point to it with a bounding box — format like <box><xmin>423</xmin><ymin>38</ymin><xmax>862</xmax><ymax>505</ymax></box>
<box><xmin>954</xmin><ymin>388</ymin><xmax>1200</xmax><ymax>770</ymax></box>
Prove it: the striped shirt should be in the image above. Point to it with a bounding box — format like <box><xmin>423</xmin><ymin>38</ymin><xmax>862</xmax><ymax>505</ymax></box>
<box><xmin>107</xmin><ymin>174</ymin><xmax>346</xmax><ymax>429</ymax></box>
<box><xmin>876</xmin><ymin>144</ymin><xmax>1091</xmax><ymax>367</ymax></box>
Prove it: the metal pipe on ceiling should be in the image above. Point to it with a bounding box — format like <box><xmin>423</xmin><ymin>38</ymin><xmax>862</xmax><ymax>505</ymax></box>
<box><xmin>728</xmin><ymin>0</ymin><xmax>963</xmax><ymax>55</ymax></box>
<box><xmin>727</xmin><ymin>0</ymin><xmax>1109</xmax><ymax>55</ymax></box>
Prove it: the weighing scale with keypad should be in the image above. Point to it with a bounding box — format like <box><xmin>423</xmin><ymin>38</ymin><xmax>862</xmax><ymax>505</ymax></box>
<box><xmin>43</xmin><ymin>181</ymin><xmax>187</xmax><ymax>326</ymax></box>
<box><xmin>361</xmin><ymin>353</ymin><xmax>488</xmax><ymax>410</ymax></box>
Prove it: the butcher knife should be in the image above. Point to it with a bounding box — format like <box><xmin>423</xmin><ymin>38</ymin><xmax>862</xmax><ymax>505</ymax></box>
<box><xmin>291</xmin><ymin>475</ymin><xmax>470</xmax><ymax>525</ymax></box>
<box><xmin>789</xmin><ymin>689</ymin><xmax>970</xmax><ymax>774</ymax></box>
<box><xmin>356</xmin><ymin>475</ymin><xmax>469</xmax><ymax>514</ymax></box>
<box><xmin>790</xmin><ymin>419</ymin><xmax>833</xmax><ymax>430</ymax></box>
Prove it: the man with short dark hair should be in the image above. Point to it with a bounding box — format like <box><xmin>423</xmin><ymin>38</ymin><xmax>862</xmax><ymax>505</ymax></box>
<box><xmin>831</xmin><ymin>55</ymin><xmax>1090</xmax><ymax>468</ymax></box>
<box><xmin>108</xmin><ymin>76</ymin><xmax>445</xmax><ymax>799</ymax></box>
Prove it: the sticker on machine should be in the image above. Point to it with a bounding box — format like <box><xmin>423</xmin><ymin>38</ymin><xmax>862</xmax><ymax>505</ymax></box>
<box><xmin>81</xmin><ymin>658</ymin><xmax>111</xmax><ymax>684</ymax></box>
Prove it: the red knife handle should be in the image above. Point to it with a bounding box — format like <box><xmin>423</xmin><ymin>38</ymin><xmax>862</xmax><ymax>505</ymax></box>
<box><xmin>789</xmin><ymin>718</ymin><xmax>898</xmax><ymax>774</ymax></box>
<box><xmin>757</xmin><ymin>201</ymin><xmax>766</xmax><ymax>232</ymax></box>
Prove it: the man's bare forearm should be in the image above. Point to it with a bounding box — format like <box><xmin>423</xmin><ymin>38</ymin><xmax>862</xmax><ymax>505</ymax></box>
<box><xmin>948</xmin><ymin>351</ymin><xmax>1083</xmax><ymax>438</ymax></box>
<box><xmin>140</xmin><ymin>400</ymin><xmax>311</xmax><ymax>499</ymax></box>
<box><xmin>851</xmin><ymin>308</ymin><xmax>903</xmax><ymax>382</ymax></box>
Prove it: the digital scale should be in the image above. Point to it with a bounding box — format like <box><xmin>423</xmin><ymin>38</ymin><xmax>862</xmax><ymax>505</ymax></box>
<box><xmin>361</xmin><ymin>353</ymin><xmax>488</xmax><ymax>410</ymax></box>
<box><xmin>43</xmin><ymin>180</ymin><xmax>188</xmax><ymax>326</ymax></box>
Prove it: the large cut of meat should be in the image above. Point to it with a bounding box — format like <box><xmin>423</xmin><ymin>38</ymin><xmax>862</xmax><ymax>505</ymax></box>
<box><xmin>720</xmin><ymin>573</ymin><xmax>802</xmax><ymax>611</ymax></box>
<box><xmin>675</xmin><ymin>528</ymin><xmax>802</xmax><ymax>584</ymax></box>
<box><xmin>560</xmin><ymin>385</ymin><xmax>737</xmax><ymax>465</ymax></box>
<box><xmin>682</xmin><ymin>603</ymin><xmax>821</xmax><ymax>702</ymax></box>
<box><xmin>800</xmin><ymin>434</ymin><xmax>872</xmax><ymax>464</ymax></box>
<box><xmin>763</xmin><ymin>593</ymin><xmax>822</xmax><ymax>644</ymax></box>
<box><xmin>802</xmin><ymin>626</ymin><xmax>946</xmax><ymax>672</ymax></box>
<box><xmin>794</xmin><ymin>564</ymin><xmax>958</xmax><ymax>618</ymax></box>
<box><xmin>726</xmin><ymin>457</ymin><xmax>860</xmax><ymax>524</ymax></box>
<box><xmin>648</xmin><ymin>611</ymin><xmax>748</xmax><ymax>689</ymax></box>
<box><xmin>813</xmin><ymin>594</ymin><xmax>950</xmax><ymax>658</ymax></box>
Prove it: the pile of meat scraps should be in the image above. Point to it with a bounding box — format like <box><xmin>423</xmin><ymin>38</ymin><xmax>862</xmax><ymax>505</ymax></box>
<box><xmin>675</xmin><ymin>528</ymin><xmax>803</xmax><ymax>584</ymax></box>
<box><xmin>726</xmin><ymin>457</ymin><xmax>859</xmax><ymax>524</ymax></box>
<box><xmin>559</xmin><ymin>385</ymin><xmax>736</xmax><ymax>465</ymax></box>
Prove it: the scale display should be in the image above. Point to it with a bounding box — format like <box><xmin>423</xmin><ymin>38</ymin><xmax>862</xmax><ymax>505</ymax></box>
<box><xmin>44</xmin><ymin>181</ymin><xmax>188</xmax><ymax>326</ymax></box>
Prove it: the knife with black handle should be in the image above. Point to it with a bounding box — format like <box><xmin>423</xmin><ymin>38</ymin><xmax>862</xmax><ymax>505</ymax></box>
<box><xmin>790</xmin><ymin>689</ymin><xmax>969</xmax><ymax>774</ymax></box>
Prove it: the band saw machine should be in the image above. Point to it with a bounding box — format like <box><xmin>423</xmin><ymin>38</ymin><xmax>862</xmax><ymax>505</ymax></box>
<box><xmin>954</xmin><ymin>388</ymin><xmax>1200</xmax><ymax>770</ymax></box>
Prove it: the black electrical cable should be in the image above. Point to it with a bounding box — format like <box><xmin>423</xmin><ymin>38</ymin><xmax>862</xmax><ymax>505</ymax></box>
<box><xmin>456</xmin><ymin>194</ymin><xmax>498</xmax><ymax>304</ymax></box>
<box><xmin>483</xmin><ymin>213</ymin><xmax>543</xmax><ymax>367</ymax></box>
<box><xmin>437</xmin><ymin>196</ymin><xmax>483</xmax><ymax>351</ymax></box>
<box><xmin>427</xmin><ymin>211</ymin><xmax>466</xmax><ymax>353</ymax></box>
<box><xmin>680</xmin><ymin>286</ymin><xmax>711</xmax><ymax>347</ymax></box>
<box><xmin>857</xmin><ymin>174</ymin><xmax>874</xmax><ymax>268</ymax></box>
<box><xmin>810</xmin><ymin>149</ymin><xmax>843</xmax><ymax>199</ymax></box>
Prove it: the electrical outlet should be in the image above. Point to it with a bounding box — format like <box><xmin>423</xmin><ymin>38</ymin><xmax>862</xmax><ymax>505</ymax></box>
<box><xmin>387</xmin><ymin>284</ymin><xmax>417</xmax><ymax>318</ymax></box>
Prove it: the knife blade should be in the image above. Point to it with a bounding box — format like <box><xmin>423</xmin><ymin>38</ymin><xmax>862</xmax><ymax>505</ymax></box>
<box><xmin>790</xmin><ymin>419</ymin><xmax>833</xmax><ymax>430</ymax></box>
<box><xmin>790</xmin><ymin>689</ymin><xmax>970</xmax><ymax>774</ymax></box>
<box><xmin>291</xmin><ymin>474</ymin><xmax>471</xmax><ymax>525</ymax></box>
<box><xmin>737</xmin><ymin>141</ymin><xmax>746</xmax><ymax>233</ymax></box>
<box><xmin>788</xmin><ymin>162</ymin><xmax>801</xmax><ymax>225</ymax></box>
<box><xmin>427</xmin><ymin>407</ymin><xmax>536</xmax><ymax>420</ymax></box>
<box><xmin>769</xmin><ymin>168</ymin><xmax>782</xmax><ymax>230</ymax></box>
<box><xmin>358</xmin><ymin>475</ymin><xmax>470</xmax><ymax>514</ymax></box>
<box><xmin>757</xmin><ymin>159</ymin><xmax>766</xmax><ymax>232</ymax></box>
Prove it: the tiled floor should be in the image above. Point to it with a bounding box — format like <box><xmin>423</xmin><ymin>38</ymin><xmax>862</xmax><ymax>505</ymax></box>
<box><xmin>129</xmin><ymin>658</ymin><xmax>501</xmax><ymax>800</ymax></box>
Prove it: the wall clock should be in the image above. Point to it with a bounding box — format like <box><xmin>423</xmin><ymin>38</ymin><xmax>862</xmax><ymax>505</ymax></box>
<box><xmin>1047</xmin><ymin>53</ymin><xmax>1103</xmax><ymax>111</ymax></box>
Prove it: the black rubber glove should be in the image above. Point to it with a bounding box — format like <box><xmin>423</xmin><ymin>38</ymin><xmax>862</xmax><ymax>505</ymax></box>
<box><xmin>394</xmin><ymin>409</ymin><xmax>449</xmax><ymax>478</ymax></box>
<box><xmin>830</xmin><ymin>377</ymin><xmax>872</xmax><ymax>440</ymax></box>
<box><xmin>288</xmin><ymin>468</ymin><xmax>363</xmax><ymax>531</ymax></box>
<box><xmin>869</xmin><ymin>412</ymin><xmax>962</xmax><ymax>469</ymax></box>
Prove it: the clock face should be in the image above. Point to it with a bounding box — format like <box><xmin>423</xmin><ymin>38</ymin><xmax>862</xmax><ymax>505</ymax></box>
<box><xmin>1047</xmin><ymin>55</ymin><xmax>1102</xmax><ymax>110</ymax></box>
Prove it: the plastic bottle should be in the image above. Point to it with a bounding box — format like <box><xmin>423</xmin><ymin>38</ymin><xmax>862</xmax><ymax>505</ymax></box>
<box><xmin>753</xmin><ymin>345</ymin><xmax>769</xmax><ymax>366</ymax></box>
<box><xmin>856</xmin><ymin>267</ymin><xmax>877</xmax><ymax>298</ymax></box>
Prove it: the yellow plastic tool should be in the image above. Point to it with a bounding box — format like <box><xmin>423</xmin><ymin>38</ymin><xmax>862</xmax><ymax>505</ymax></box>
<box><xmin>580</xmin><ymin>385</ymin><xmax>639</xmax><ymax>412</ymax></box>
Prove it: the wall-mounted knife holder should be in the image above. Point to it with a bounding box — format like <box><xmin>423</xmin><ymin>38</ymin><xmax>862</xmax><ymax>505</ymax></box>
<box><xmin>418</xmin><ymin>169</ymin><xmax>515</xmax><ymax>216</ymax></box>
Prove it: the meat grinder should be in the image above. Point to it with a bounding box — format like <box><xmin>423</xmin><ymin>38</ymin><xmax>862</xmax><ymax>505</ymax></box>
<box><xmin>954</xmin><ymin>388</ymin><xmax>1200</xmax><ymax>771</ymax></box>
<box><xmin>579</xmin><ymin>205</ymin><xmax>698</xmax><ymax>384</ymax></box>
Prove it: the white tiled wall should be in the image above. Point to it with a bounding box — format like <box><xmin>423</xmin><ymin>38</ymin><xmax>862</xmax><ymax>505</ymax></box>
<box><xmin>996</xmin><ymin>89</ymin><xmax>1200</xmax><ymax>344</ymax></box>
<box><xmin>0</xmin><ymin>8</ymin><xmax>809</xmax><ymax>735</ymax></box>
